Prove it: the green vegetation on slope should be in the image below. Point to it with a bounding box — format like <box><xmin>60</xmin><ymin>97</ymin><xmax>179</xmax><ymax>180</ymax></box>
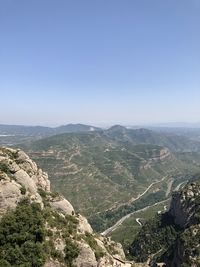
<box><xmin>19</xmin><ymin>130</ymin><xmax>200</xmax><ymax>232</ymax></box>
<box><xmin>0</xmin><ymin>199</ymin><xmax>46</xmax><ymax>267</ymax></box>
<box><xmin>105</xmin><ymin>174</ymin><xmax>190</xmax><ymax>249</ymax></box>
<box><xmin>19</xmin><ymin>129</ymin><xmax>199</xmax><ymax>223</ymax></box>
<box><xmin>110</xmin><ymin>200</ymin><xmax>170</xmax><ymax>251</ymax></box>
<box><xmin>0</xmin><ymin>198</ymin><xmax>80</xmax><ymax>267</ymax></box>
<box><xmin>129</xmin><ymin>212</ymin><xmax>180</xmax><ymax>262</ymax></box>
<box><xmin>89</xmin><ymin>190</ymin><xmax>167</xmax><ymax>232</ymax></box>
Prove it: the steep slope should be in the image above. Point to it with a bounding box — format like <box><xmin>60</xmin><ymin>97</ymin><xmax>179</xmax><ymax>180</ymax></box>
<box><xmin>19</xmin><ymin>130</ymin><xmax>200</xmax><ymax>232</ymax></box>
<box><xmin>0</xmin><ymin>147</ymin><xmax>138</xmax><ymax>267</ymax></box>
<box><xmin>129</xmin><ymin>175</ymin><xmax>200</xmax><ymax>266</ymax></box>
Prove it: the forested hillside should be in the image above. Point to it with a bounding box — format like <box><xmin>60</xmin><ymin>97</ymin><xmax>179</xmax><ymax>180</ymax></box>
<box><xmin>19</xmin><ymin>127</ymin><xmax>200</xmax><ymax>231</ymax></box>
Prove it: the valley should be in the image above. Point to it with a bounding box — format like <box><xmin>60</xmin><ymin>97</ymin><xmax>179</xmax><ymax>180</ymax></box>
<box><xmin>109</xmin><ymin>199</ymin><xmax>170</xmax><ymax>250</ymax></box>
<box><xmin>16</xmin><ymin>126</ymin><xmax>200</xmax><ymax>231</ymax></box>
<box><xmin>1</xmin><ymin>124</ymin><xmax>200</xmax><ymax>263</ymax></box>
<box><xmin>1</xmin><ymin>1</ymin><xmax>199</xmax><ymax>265</ymax></box>
<box><xmin>101</xmin><ymin>199</ymin><xmax>171</xmax><ymax>236</ymax></box>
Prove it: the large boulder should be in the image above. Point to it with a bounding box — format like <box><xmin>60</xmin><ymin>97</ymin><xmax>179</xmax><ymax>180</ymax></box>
<box><xmin>73</xmin><ymin>241</ymin><xmax>97</xmax><ymax>267</ymax></box>
<box><xmin>50</xmin><ymin>197</ymin><xmax>74</xmax><ymax>215</ymax></box>
<box><xmin>0</xmin><ymin>179</ymin><xmax>22</xmax><ymax>215</ymax></box>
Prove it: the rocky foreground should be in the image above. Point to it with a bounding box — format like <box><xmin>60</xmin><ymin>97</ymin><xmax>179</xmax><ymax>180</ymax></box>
<box><xmin>0</xmin><ymin>147</ymin><xmax>147</xmax><ymax>267</ymax></box>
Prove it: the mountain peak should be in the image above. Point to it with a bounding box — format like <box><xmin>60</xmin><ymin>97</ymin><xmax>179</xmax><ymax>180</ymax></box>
<box><xmin>107</xmin><ymin>125</ymin><xmax>128</xmax><ymax>132</ymax></box>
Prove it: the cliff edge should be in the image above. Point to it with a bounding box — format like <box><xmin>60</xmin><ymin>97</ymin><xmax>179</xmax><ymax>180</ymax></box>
<box><xmin>0</xmin><ymin>147</ymin><xmax>134</xmax><ymax>267</ymax></box>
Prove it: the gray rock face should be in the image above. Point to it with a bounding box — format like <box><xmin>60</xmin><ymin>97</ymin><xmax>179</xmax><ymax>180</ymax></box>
<box><xmin>50</xmin><ymin>197</ymin><xmax>74</xmax><ymax>215</ymax></box>
<box><xmin>169</xmin><ymin>182</ymin><xmax>200</xmax><ymax>228</ymax></box>
<box><xmin>8</xmin><ymin>161</ymin><xmax>20</xmax><ymax>173</ymax></box>
<box><xmin>14</xmin><ymin>169</ymin><xmax>37</xmax><ymax>194</ymax></box>
<box><xmin>77</xmin><ymin>214</ymin><xmax>93</xmax><ymax>234</ymax></box>
<box><xmin>73</xmin><ymin>241</ymin><xmax>97</xmax><ymax>267</ymax></box>
<box><xmin>166</xmin><ymin>181</ymin><xmax>200</xmax><ymax>266</ymax></box>
<box><xmin>0</xmin><ymin>179</ymin><xmax>22</xmax><ymax>215</ymax></box>
<box><xmin>44</xmin><ymin>259</ymin><xmax>63</xmax><ymax>267</ymax></box>
<box><xmin>0</xmin><ymin>147</ymin><xmax>50</xmax><ymax>214</ymax></box>
<box><xmin>169</xmin><ymin>194</ymin><xmax>190</xmax><ymax>228</ymax></box>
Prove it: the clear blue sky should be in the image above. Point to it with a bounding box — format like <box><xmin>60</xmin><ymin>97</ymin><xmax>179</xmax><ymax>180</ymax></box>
<box><xmin>0</xmin><ymin>0</ymin><xmax>199</xmax><ymax>126</ymax></box>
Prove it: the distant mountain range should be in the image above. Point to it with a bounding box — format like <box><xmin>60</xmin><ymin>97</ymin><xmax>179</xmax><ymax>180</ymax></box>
<box><xmin>104</xmin><ymin>125</ymin><xmax>200</xmax><ymax>152</ymax></box>
<box><xmin>0</xmin><ymin>123</ymin><xmax>101</xmax><ymax>145</ymax></box>
<box><xmin>146</xmin><ymin>122</ymin><xmax>200</xmax><ymax>128</ymax></box>
<box><xmin>1</xmin><ymin>122</ymin><xmax>200</xmax><ymax>139</ymax></box>
<box><xmin>0</xmin><ymin>123</ymin><xmax>101</xmax><ymax>135</ymax></box>
<box><xmin>1</xmin><ymin>122</ymin><xmax>200</xmax><ymax>136</ymax></box>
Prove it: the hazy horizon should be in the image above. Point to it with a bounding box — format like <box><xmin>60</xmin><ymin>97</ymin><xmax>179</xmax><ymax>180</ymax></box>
<box><xmin>1</xmin><ymin>1</ymin><xmax>199</xmax><ymax>126</ymax></box>
<box><xmin>1</xmin><ymin>121</ymin><xmax>200</xmax><ymax>129</ymax></box>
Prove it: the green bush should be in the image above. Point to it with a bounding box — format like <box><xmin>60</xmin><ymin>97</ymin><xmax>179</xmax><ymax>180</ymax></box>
<box><xmin>64</xmin><ymin>238</ymin><xmax>80</xmax><ymax>266</ymax></box>
<box><xmin>0</xmin><ymin>259</ymin><xmax>11</xmax><ymax>267</ymax></box>
<box><xmin>0</xmin><ymin>199</ymin><xmax>46</xmax><ymax>266</ymax></box>
<box><xmin>0</xmin><ymin>189</ymin><xmax>82</xmax><ymax>266</ymax></box>
<box><xmin>20</xmin><ymin>185</ymin><xmax>27</xmax><ymax>195</ymax></box>
<box><xmin>0</xmin><ymin>163</ymin><xmax>11</xmax><ymax>174</ymax></box>
<box><xmin>37</xmin><ymin>188</ymin><xmax>48</xmax><ymax>199</ymax></box>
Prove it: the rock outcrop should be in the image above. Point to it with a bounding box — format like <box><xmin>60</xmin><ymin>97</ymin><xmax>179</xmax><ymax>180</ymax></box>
<box><xmin>169</xmin><ymin>181</ymin><xmax>200</xmax><ymax>228</ymax></box>
<box><xmin>129</xmin><ymin>176</ymin><xmax>200</xmax><ymax>267</ymax></box>
<box><xmin>165</xmin><ymin>179</ymin><xmax>200</xmax><ymax>266</ymax></box>
<box><xmin>50</xmin><ymin>197</ymin><xmax>75</xmax><ymax>215</ymax></box>
<box><xmin>0</xmin><ymin>147</ymin><xmax>49</xmax><ymax>214</ymax></box>
<box><xmin>0</xmin><ymin>147</ymin><xmax>134</xmax><ymax>267</ymax></box>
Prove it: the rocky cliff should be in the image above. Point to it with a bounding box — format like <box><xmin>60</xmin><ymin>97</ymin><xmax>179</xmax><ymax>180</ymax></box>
<box><xmin>129</xmin><ymin>176</ymin><xmax>200</xmax><ymax>267</ymax></box>
<box><xmin>0</xmin><ymin>147</ymin><xmax>137</xmax><ymax>267</ymax></box>
<box><xmin>169</xmin><ymin>180</ymin><xmax>200</xmax><ymax>228</ymax></box>
<box><xmin>165</xmin><ymin>178</ymin><xmax>200</xmax><ymax>267</ymax></box>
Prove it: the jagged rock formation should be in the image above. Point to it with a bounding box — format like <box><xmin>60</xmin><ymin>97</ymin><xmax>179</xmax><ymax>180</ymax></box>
<box><xmin>0</xmin><ymin>147</ymin><xmax>138</xmax><ymax>267</ymax></box>
<box><xmin>0</xmin><ymin>148</ymin><xmax>50</xmax><ymax>215</ymax></box>
<box><xmin>169</xmin><ymin>181</ymin><xmax>200</xmax><ymax>228</ymax></box>
<box><xmin>129</xmin><ymin>176</ymin><xmax>200</xmax><ymax>267</ymax></box>
<box><xmin>165</xmin><ymin>179</ymin><xmax>200</xmax><ymax>267</ymax></box>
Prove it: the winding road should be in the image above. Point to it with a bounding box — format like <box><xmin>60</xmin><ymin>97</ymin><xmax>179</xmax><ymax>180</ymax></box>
<box><xmin>101</xmin><ymin>178</ymin><xmax>189</xmax><ymax>236</ymax></box>
<box><xmin>175</xmin><ymin>181</ymin><xmax>187</xmax><ymax>191</ymax></box>
<box><xmin>104</xmin><ymin>175</ymin><xmax>169</xmax><ymax>214</ymax></box>
<box><xmin>136</xmin><ymin>218</ymin><xmax>142</xmax><ymax>226</ymax></box>
<box><xmin>101</xmin><ymin>199</ymin><xmax>169</xmax><ymax>236</ymax></box>
<box><xmin>101</xmin><ymin>176</ymin><xmax>187</xmax><ymax>236</ymax></box>
<box><xmin>128</xmin><ymin>175</ymin><xmax>168</xmax><ymax>203</ymax></box>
